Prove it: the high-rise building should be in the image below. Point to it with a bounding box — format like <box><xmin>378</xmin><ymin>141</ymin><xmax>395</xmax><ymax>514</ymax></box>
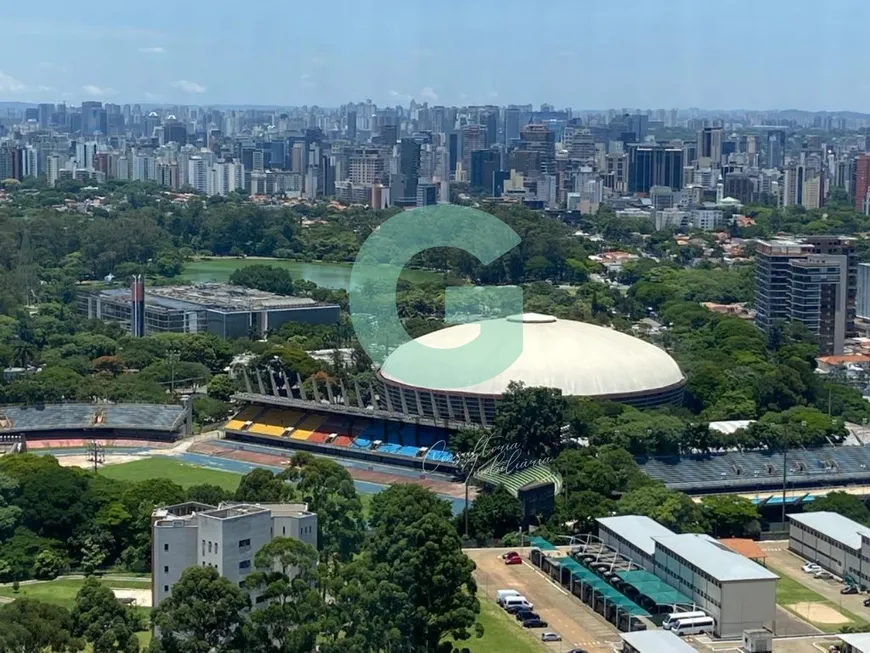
<box><xmin>130</xmin><ymin>275</ymin><xmax>146</xmax><ymax>338</ymax></box>
<box><xmin>723</xmin><ymin>173</ymin><xmax>753</xmax><ymax>205</ymax></box>
<box><xmin>151</xmin><ymin>501</ymin><xmax>317</xmax><ymax>608</ymax></box>
<box><xmin>469</xmin><ymin>149</ymin><xmax>500</xmax><ymax>194</ymax></box>
<box><xmin>347</xmin><ymin>110</ymin><xmax>357</xmax><ymax>142</ymax></box>
<box><xmin>163</xmin><ymin>118</ymin><xmax>187</xmax><ymax>145</ymax></box>
<box><xmin>853</xmin><ymin>154</ymin><xmax>870</xmax><ymax>214</ymax></box>
<box><xmin>767</xmin><ymin>129</ymin><xmax>786</xmax><ymax>169</ymax></box>
<box><xmin>348</xmin><ymin>148</ymin><xmax>385</xmax><ymax>185</ymax></box>
<box><xmin>858</xmin><ymin>263</ymin><xmax>870</xmax><ymax>320</ymax></box>
<box><xmin>481</xmin><ymin>111</ymin><xmax>498</xmax><ymax>148</ymax></box>
<box><xmin>627</xmin><ymin>145</ymin><xmax>683</xmax><ymax>193</ymax></box>
<box><xmin>518</xmin><ymin>123</ymin><xmax>556</xmax><ymax>176</ymax></box>
<box><xmin>504</xmin><ymin>107</ymin><xmax>521</xmax><ymax>144</ymax></box>
<box><xmin>416</xmin><ymin>182</ymin><xmax>437</xmax><ymax>207</ymax></box>
<box><xmin>698</xmin><ymin>127</ymin><xmax>723</xmax><ymax>164</ymax></box>
<box><xmin>755</xmin><ymin>238</ymin><xmax>856</xmax><ymax>355</ymax></box>
<box><xmin>37</xmin><ymin>103</ymin><xmax>53</xmax><ymax>129</ymax></box>
<box><xmin>460</xmin><ymin>124</ymin><xmax>487</xmax><ymax>177</ymax></box>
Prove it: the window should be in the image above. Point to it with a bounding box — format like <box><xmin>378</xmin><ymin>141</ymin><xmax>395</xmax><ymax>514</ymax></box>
<box><xmin>163</xmin><ymin>543</ymin><xmax>169</xmax><ymax>552</ymax></box>
<box><xmin>163</xmin><ymin>585</ymin><xmax>169</xmax><ymax>592</ymax></box>
<box><xmin>164</xmin><ymin>566</ymin><xmax>169</xmax><ymax>574</ymax></box>
<box><xmin>255</xmin><ymin>595</ymin><xmax>266</xmax><ymax>604</ymax></box>
<box><xmin>215</xmin><ymin>543</ymin><xmax>219</xmax><ymax>554</ymax></box>
<box><xmin>239</xmin><ymin>560</ymin><xmax>251</xmax><ymax>570</ymax></box>
<box><xmin>202</xmin><ymin>539</ymin><xmax>205</xmax><ymax>555</ymax></box>
<box><xmin>239</xmin><ymin>538</ymin><xmax>251</xmax><ymax>548</ymax></box>
<box><xmin>208</xmin><ymin>541</ymin><xmax>212</xmax><ymax>553</ymax></box>
<box><xmin>282</xmin><ymin>526</ymin><xmax>286</xmax><ymax>535</ymax></box>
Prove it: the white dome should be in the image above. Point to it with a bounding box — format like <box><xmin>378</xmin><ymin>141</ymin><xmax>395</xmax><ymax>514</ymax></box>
<box><xmin>379</xmin><ymin>313</ymin><xmax>684</xmax><ymax>399</ymax></box>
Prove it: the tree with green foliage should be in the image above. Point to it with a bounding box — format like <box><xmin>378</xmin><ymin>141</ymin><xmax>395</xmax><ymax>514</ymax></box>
<box><xmin>33</xmin><ymin>549</ymin><xmax>66</xmax><ymax>579</ymax></box>
<box><xmin>617</xmin><ymin>484</ymin><xmax>706</xmax><ymax>533</ymax></box>
<box><xmin>186</xmin><ymin>484</ymin><xmax>233</xmax><ymax>506</ymax></box>
<box><xmin>366</xmin><ymin>485</ymin><xmax>481</xmax><ymax>653</ymax></box>
<box><xmin>234</xmin><ymin>469</ymin><xmax>291</xmax><ymax>504</ymax></box>
<box><xmin>700</xmin><ymin>495</ymin><xmax>761</xmax><ymax>538</ymax></box>
<box><xmin>207</xmin><ymin>373</ymin><xmax>234</xmax><ymax>402</ymax></box>
<box><xmin>229</xmin><ymin>264</ymin><xmax>295</xmax><ymax>296</ymax></box>
<box><xmin>245</xmin><ymin>538</ymin><xmax>322</xmax><ymax>653</ymax></box>
<box><xmin>0</xmin><ymin>598</ymin><xmax>83</xmax><ymax>653</ymax></box>
<box><xmin>458</xmin><ymin>484</ymin><xmax>523</xmax><ymax>541</ymax></box>
<box><xmin>493</xmin><ymin>381</ymin><xmax>567</xmax><ymax>459</ymax></box>
<box><xmin>150</xmin><ymin>566</ymin><xmax>250</xmax><ymax>653</ymax></box>
<box><xmin>71</xmin><ymin>576</ymin><xmax>140</xmax><ymax>653</ymax></box>
<box><xmin>807</xmin><ymin>492</ymin><xmax>870</xmax><ymax>525</ymax></box>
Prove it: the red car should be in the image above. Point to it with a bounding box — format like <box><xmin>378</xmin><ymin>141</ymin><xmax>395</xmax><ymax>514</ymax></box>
<box><xmin>501</xmin><ymin>551</ymin><xmax>520</xmax><ymax>559</ymax></box>
<box><xmin>504</xmin><ymin>553</ymin><xmax>523</xmax><ymax>565</ymax></box>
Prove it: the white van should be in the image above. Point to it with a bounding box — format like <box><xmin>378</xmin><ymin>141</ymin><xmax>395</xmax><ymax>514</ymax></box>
<box><xmin>496</xmin><ymin>589</ymin><xmax>520</xmax><ymax>606</ymax></box>
<box><xmin>663</xmin><ymin>610</ymin><xmax>707</xmax><ymax>630</ymax></box>
<box><xmin>671</xmin><ymin>616</ymin><xmax>714</xmax><ymax>636</ymax></box>
<box><xmin>503</xmin><ymin>596</ymin><xmax>533</xmax><ymax>610</ymax></box>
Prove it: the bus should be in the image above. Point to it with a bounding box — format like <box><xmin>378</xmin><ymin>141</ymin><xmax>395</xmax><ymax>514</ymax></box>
<box><xmin>671</xmin><ymin>616</ymin><xmax>715</xmax><ymax>636</ymax></box>
<box><xmin>662</xmin><ymin>611</ymin><xmax>707</xmax><ymax>630</ymax></box>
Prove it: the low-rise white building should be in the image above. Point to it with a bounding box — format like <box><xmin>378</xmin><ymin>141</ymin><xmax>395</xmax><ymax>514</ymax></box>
<box><xmin>620</xmin><ymin>630</ymin><xmax>696</xmax><ymax>652</ymax></box>
<box><xmin>788</xmin><ymin>511</ymin><xmax>870</xmax><ymax>586</ymax></box>
<box><xmin>152</xmin><ymin>501</ymin><xmax>317</xmax><ymax>608</ymax></box>
<box><xmin>596</xmin><ymin>516</ymin><xmax>778</xmax><ymax>639</ymax></box>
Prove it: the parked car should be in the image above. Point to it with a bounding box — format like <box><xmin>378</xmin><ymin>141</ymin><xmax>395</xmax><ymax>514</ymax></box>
<box><xmin>842</xmin><ymin>585</ymin><xmax>859</xmax><ymax>595</ymax></box>
<box><xmin>566</xmin><ymin>650</ymin><xmax>588</xmax><ymax>653</ymax></box>
<box><xmin>505</xmin><ymin>554</ymin><xmax>522</xmax><ymax>566</ymax></box>
<box><xmin>863</xmin><ymin>597</ymin><xmax>870</xmax><ymax>607</ymax></box>
<box><xmin>803</xmin><ymin>563</ymin><xmax>822</xmax><ymax>574</ymax></box>
<box><xmin>816</xmin><ymin>571</ymin><xmax>835</xmax><ymax>580</ymax></box>
<box><xmin>541</xmin><ymin>632</ymin><xmax>562</xmax><ymax>642</ymax></box>
<box><xmin>501</xmin><ymin>551</ymin><xmax>519</xmax><ymax>560</ymax></box>
<box><xmin>515</xmin><ymin>611</ymin><xmax>539</xmax><ymax>622</ymax></box>
<box><xmin>496</xmin><ymin>589</ymin><xmax>520</xmax><ymax>606</ymax></box>
<box><xmin>522</xmin><ymin>618</ymin><xmax>548</xmax><ymax>628</ymax></box>
<box><xmin>505</xmin><ymin>604</ymin><xmax>531</xmax><ymax>615</ymax></box>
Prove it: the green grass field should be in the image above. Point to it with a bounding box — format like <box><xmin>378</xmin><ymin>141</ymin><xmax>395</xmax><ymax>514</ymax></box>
<box><xmin>0</xmin><ymin>577</ymin><xmax>151</xmax><ymax>610</ymax></box>
<box><xmin>770</xmin><ymin>566</ymin><xmax>867</xmax><ymax>633</ymax></box>
<box><xmin>100</xmin><ymin>458</ymin><xmax>243</xmax><ymax>491</ymax></box>
<box><xmin>451</xmin><ymin>597</ymin><xmax>545</xmax><ymax>653</ymax></box>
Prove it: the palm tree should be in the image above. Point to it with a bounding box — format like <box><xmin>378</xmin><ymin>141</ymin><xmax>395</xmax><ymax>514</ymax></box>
<box><xmin>13</xmin><ymin>339</ymin><xmax>34</xmax><ymax>368</ymax></box>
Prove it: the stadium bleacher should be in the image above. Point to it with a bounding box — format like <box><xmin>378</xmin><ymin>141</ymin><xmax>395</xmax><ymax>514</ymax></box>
<box><xmin>0</xmin><ymin>404</ymin><xmax>186</xmax><ymax>433</ymax></box>
<box><xmin>224</xmin><ymin>406</ymin><xmax>455</xmax><ymax>463</ymax></box>
<box><xmin>639</xmin><ymin>445</ymin><xmax>870</xmax><ymax>492</ymax></box>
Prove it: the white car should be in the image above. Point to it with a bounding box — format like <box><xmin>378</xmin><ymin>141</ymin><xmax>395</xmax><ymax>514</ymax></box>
<box><xmin>541</xmin><ymin>632</ymin><xmax>562</xmax><ymax>642</ymax></box>
<box><xmin>815</xmin><ymin>571</ymin><xmax>834</xmax><ymax>580</ymax></box>
<box><xmin>803</xmin><ymin>563</ymin><xmax>822</xmax><ymax>574</ymax></box>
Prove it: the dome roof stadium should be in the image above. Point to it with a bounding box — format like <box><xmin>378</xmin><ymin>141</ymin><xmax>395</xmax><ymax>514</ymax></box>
<box><xmin>379</xmin><ymin>313</ymin><xmax>685</xmax><ymax>400</ymax></box>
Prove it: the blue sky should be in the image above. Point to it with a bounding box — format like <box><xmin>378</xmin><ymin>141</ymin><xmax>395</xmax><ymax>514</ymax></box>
<box><xmin>0</xmin><ymin>0</ymin><xmax>867</xmax><ymax>110</ymax></box>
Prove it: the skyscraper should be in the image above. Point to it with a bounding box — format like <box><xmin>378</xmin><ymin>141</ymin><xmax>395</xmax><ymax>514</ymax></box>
<box><xmin>518</xmin><ymin>123</ymin><xmax>555</xmax><ymax>176</ymax></box>
<box><xmin>698</xmin><ymin>127</ymin><xmax>723</xmax><ymax>164</ymax></box>
<box><xmin>504</xmin><ymin>107</ymin><xmax>521</xmax><ymax>144</ymax></box>
<box><xmin>469</xmin><ymin>150</ymin><xmax>500</xmax><ymax>195</ymax></box>
<box><xmin>627</xmin><ymin>145</ymin><xmax>683</xmax><ymax>193</ymax></box>
<box><xmin>131</xmin><ymin>275</ymin><xmax>145</xmax><ymax>338</ymax></box>
<box><xmin>767</xmin><ymin>129</ymin><xmax>786</xmax><ymax>169</ymax></box>
<box><xmin>755</xmin><ymin>238</ymin><xmax>856</xmax><ymax>355</ymax></box>
<box><xmin>853</xmin><ymin>154</ymin><xmax>870</xmax><ymax>214</ymax></box>
<box><xmin>460</xmin><ymin>125</ymin><xmax>487</xmax><ymax>177</ymax></box>
<box><xmin>347</xmin><ymin>110</ymin><xmax>357</xmax><ymax>142</ymax></box>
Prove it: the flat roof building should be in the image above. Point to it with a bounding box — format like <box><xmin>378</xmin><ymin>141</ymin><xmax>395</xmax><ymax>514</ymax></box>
<box><xmin>620</xmin><ymin>630</ymin><xmax>696</xmax><ymax>653</ymax></box>
<box><xmin>80</xmin><ymin>282</ymin><xmax>339</xmax><ymax>338</ymax></box>
<box><xmin>596</xmin><ymin>517</ymin><xmax>778</xmax><ymax>638</ymax></box>
<box><xmin>788</xmin><ymin>512</ymin><xmax>870</xmax><ymax>587</ymax></box>
<box><xmin>151</xmin><ymin>501</ymin><xmax>317</xmax><ymax>608</ymax></box>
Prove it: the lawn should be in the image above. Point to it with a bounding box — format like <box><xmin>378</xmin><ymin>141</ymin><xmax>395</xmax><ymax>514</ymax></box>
<box><xmin>451</xmin><ymin>596</ymin><xmax>546</xmax><ymax>653</ymax></box>
<box><xmin>770</xmin><ymin>565</ymin><xmax>866</xmax><ymax>633</ymax></box>
<box><xmin>100</xmin><ymin>458</ymin><xmax>243</xmax><ymax>491</ymax></box>
<box><xmin>0</xmin><ymin>577</ymin><xmax>151</xmax><ymax>611</ymax></box>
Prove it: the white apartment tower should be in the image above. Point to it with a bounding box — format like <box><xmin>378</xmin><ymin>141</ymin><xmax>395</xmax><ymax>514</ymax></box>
<box><xmin>152</xmin><ymin>502</ymin><xmax>317</xmax><ymax>608</ymax></box>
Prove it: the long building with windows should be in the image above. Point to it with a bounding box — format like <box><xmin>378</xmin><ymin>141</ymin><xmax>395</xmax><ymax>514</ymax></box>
<box><xmin>596</xmin><ymin>516</ymin><xmax>778</xmax><ymax>638</ymax></box>
<box><xmin>788</xmin><ymin>511</ymin><xmax>870</xmax><ymax>587</ymax></box>
<box><xmin>80</xmin><ymin>282</ymin><xmax>339</xmax><ymax>338</ymax></box>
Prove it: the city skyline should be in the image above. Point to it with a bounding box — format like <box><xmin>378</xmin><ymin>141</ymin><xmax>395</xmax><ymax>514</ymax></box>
<box><xmin>2</xmin><ymin>0</ymin><xmax>870</xmax><ymax>110</ymax></box>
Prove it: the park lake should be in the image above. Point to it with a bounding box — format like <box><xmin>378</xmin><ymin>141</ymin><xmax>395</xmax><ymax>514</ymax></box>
<box><xmin>181</xmin><ymin>257</ymin><xmax>442</xmax><ymax>290</ymax></box>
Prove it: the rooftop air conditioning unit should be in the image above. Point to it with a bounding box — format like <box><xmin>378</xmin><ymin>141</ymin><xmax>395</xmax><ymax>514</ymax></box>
<box><xmin>742</xmin><ymin>628</ymin><xmax>772</xmax><ymax>653</ymax></box>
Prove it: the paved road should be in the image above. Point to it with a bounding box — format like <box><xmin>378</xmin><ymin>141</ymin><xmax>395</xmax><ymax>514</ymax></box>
<box><xmin>467</xmin><ymin>547</ymin><xmax>622</xmax><ymax>653</ymax></box>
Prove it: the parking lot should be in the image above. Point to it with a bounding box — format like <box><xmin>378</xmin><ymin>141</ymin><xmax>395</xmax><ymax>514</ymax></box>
<box><xmin>467</xmin><ymin>546</ymin><xmax>623</xmax><ymax>653</ymax></box>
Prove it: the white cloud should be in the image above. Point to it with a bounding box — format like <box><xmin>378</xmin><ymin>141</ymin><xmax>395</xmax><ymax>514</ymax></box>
<box><xmin>171</xmin><ymin>80</ymin><xmax>207</xmax><ymax>93</ymax></box>
<box><xmin>488</xmin><ymin>90</ymin><xmax>500</xmax><ymax>98</ymax></box>
<box><xmin>138</xmin><ymin>46</ymin><xmax>165</xmax><ymax>53</ymax></box>
<box><xmin>300</xmin><ymin>73</ymin><xmax>311</xmax><ymax>81</ymax></box>
<box><xmin>0</xmin><ymin>71</ymin><xmax>25</xmax><ymax>93</ymax></box>
<box><xmin>82</xmin><ymin>84</ymin><xmax>115</xmax><ymax>97</ymax></box>
<box><xmin>419</xmin><ymin>87</ymin><xmax>438</xmax><ymax>101</ymax></box>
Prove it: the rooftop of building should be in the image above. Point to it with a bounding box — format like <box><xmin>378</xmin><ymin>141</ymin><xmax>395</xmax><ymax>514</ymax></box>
<box><xmin>97</xmin><ymin>282</ymin><xmax>327</xmax><ymax>313</ymax></box>
<box><xmin>652</xmin><ymin>532</ymin><xmax>779</xmax><ymax>582</ymax></box>
<box><xmin>789</xmin><ymin>511</ymin><xmax>870</xmax><ymax>551</ymax></box>
<box><xmin>620</xmin><ymin>630</ymin><xmax>697</xmax><ymax>652</ymax></box>
<box><xmin>597</xmin><ymin>515</ymin><xmax>676</xmax><ymax>557</ymax></box>
<box><xmin>153</xmin><ymin>501</ymin><xmax>312</xmax><ymax>523</ymax></box>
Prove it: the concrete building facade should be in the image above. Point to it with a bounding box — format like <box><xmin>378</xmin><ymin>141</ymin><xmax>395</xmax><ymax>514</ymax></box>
<box><xmin>788</xmin><ymin>512</ymin><xmax>870</xmax><ymax>587</ymax></box>
<box><xmin>152</xmin><ymin>501</ymin><xmax>317</xmax><ymax>608</ymax></box>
